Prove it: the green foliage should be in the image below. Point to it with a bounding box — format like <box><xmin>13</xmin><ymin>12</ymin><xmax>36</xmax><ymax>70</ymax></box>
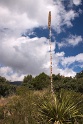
<box><xmin>76</xmin><ymin>70</ymin><xmax>83</xmax><ymax>78</ymax></box>
<box><xmin>52</xmin><ymin>73</ymin><xmax>83</xmax><ymax>93</ymax></box>
<box><xmin>21</xmin><ymin>71</ymin><xmax>83</xmax><ymax>93</ymax></box>
<box><xmin>5</xmin><ymin>93</ymin><xmax>37</xmax><ymax>124</ymax></box>
<box><xmin>0</xmin><ymin>90</ymin><xmax>49</xmax><ymax>124</ymax></box>
<box><xmin>22</xmin><ymin>75</ymin><xmax>33</xmax><ymax>89</ymax></box>
<box><xmin>1</xmin><ymin>69</ymin><xmax>83</xmax><ymax>98</ymax></box>
<box><xmin>0</xmin><ymin>76</ymin><xmax>9</xmax><ymax>84</ymax></box>
<box><xmin>32</xmin><ymin>72</ymin><xmax>50</xmax><ymax>90</ymax></box>
<box><xmin>39</xmin><ymin>90</ymin><xmax>83</xmax><ymax>124</ymax></box>
<box><xmin>0</xmin><ymin>89</ymin><xmax>83</xmax><ymax>124</ymax></box>
<box><xmin>0</xmin><ymin>76</ymin><xmax>16</xmax><ymax>97</ymax></box>
<box><xmin>22</xmin><ymin>72</ymin><xmax>50</xmax><ymax>90</ymax></box>
<box><xmin>0</xmin><ymin>71</ymin><xmax>83</xmax><ymax>123</ymax></box>
<box><xmin>16</xmin><ymin>86</ymin><xmax>29</xmax><ymax>96</ymax></box>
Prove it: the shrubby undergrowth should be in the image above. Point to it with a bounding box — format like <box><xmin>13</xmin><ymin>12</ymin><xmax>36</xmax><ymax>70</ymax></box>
<box><xmin>0</xmin><ymin>89</ymin><xmax>83</xmax><ymax>124</ymax></box>
<box><xmin>0</xmin><ymin>71</ymin><xmax>83</xmax><ymax>123</ymax></box>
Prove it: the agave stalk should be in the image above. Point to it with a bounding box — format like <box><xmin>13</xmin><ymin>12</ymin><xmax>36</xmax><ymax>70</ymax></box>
<box><xmin>39</xmin><ymin>90</ymin><xmax>83</xmax><ymax>124</ymax></box>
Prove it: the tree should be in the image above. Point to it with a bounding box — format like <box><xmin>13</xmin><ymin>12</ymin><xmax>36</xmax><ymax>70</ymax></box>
<box><xmin>76</xmin><ymin>70</ymin><xmax>83</xmax><ymax>79</ymax></box>
<box><xmin>52</xmin><ymin>73</ymin><xmax>83</xmax><ymax>93</ymax></box>
<box><xmin>22</xmin><ymin>75</ymin><xmax>33</xmax><ymax>89</ymax></box>
<box><xmin>32</xmin><ymin>72</ymin><xmax>50</xmax><ymax>90</ymax></box>
<box><xmin>0</xmin><ymin>76</ymin><xmax>16</xmax><ymax>97</ymax></box>
<box><xmin>0</xmin><ymin>76</ymin><xmax>9</xmax><ymax>84</ymax></box>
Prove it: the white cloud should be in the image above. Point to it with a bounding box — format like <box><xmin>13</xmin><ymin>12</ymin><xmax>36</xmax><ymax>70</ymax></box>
<box><xmin>0</xmin><ymin>0</ymin><xmax>80</xmax><ymax>34</ymax></box>
<box><xmin>73</xmin><ymin>0</ymin><xmax>82</xmax><ymax>6</ymax></box>
<box><xmin>0</xmin><ymin>36</ymin><xmax>55</xmax><ymax>79</ymax></box>
<box><xmin>56</xmin><ymin>52</ymin><xmax>65</xmax><ymax>57</ymax></box>
<box><xmin>0</xmin><ymin>34</ymin><xmax>77</xmax><ymax>80</ymax></box>
<box><xmin>0</xmin><ymin>66</ymin><xmax>12</xmax><ymax>75</ymax></box>
<box><xmin>63</xmin><ymin>10</ymin><xmax>78</xmax><ymax>27</ymax></box>
<box><xmin>52</xmin><ymin>52</ymin><xmax>83</xmax><ymax>77</ymax></box>
<box><xmin>56</xmin><ymin>68</ymin><xmax>76</xmax><ymax>77</ymax></box>
<box><xmin>57</xmin><ymin>35</ymin><xmax>83</xmax><ymax>48</ymax></box>
<box><xmin>61</xmin><ymin>53</ymin><xmax>83</xmax><ymax>67</ymax></box>
<box><xmin>0</xmin><ymin>0</ymin><xmax>82</xmax><ymax>80</ymax></box>
<box><xmin>51</xmin><ymin>51</ymin><xmax>76</xmax><ymax>77</ymax></box>
<box><xmin>68</xmin><ymin>35</ymin><xmax>83</xmax><ymax>46</ymax></box>
<box><xmin>0</xmin><ymin>66</ymin><xmax>25</xmax><ymax>81</ymax></box>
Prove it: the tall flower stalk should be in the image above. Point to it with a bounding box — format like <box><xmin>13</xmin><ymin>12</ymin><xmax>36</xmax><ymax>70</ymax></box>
<box><xmin>39</xmin><ymin>90</ymin><xmax>83</xmax><ymax>124</ymax></box>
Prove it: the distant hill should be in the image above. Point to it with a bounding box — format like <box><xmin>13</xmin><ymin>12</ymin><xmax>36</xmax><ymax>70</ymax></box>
<box><xmin>9</xmin><ymin>81</ymin><xmax>22</xmax><ymax>86</ymax></box>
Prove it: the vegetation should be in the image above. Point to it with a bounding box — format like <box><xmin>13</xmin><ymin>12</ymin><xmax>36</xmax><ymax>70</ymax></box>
<box><xmin>0</xmin><ymin>89</ymin><xmax>83</xmax><ymax>124</ymax></box>
<box><xmin>39</xmin><ymin>90</ymin><xmax>83</xmax><ymax>124</ymax></box>
<box><xmin>52</xmin><ymin>73</ymin><xmax>83</xmax><ymax>93</ymax></box>
<box><xmin>22</xmin><ymin>71</ymin><xmax>83</xmax><ymax>93</ymax></box>
<box><xmin>0</xmin><ymin>70</ymin><xmax>83</xmax><ymax>124</ymax></box>
<box><xmin>0</xmin><ymin>76</ymin><xmax>16</xmax><ymax>97</ymax></box>
<box><xmin>22</xmin><ymin>72</ymin><xmax>50</xmax><ymax>90</ymax></box>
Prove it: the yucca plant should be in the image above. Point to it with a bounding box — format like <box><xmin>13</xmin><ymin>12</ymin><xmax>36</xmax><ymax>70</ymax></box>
<box><xmin>39</xmin><ymin>90</ymin><xmax>83</xmax><ymax>124</ymax></box>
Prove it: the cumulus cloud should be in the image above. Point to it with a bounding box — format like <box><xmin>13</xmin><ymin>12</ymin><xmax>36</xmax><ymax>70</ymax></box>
<box><xmin>0</xmin><ymin>36</ymin><xmax>50</xmax><ymax>74</ymax></box>
<box><xmin>56</xmin><ymin>52</ymin><xmax>65</xmax><ymax>57</ymax></box>
<box><xmin>0</xmin><ymin>33</ymin><xmax>77</xmax><ymax>81</ymax></box>
<box><xmin>0</xmin><ymin>0</ymin><xmax>82</xmax><ymax>80</ymax></box>
<box><xmin>57</xmin><ymin>35</ymin><xmax>83</xmax><ymax>48</ymax></box>
<box><xmin>73</xmin><ymin>0</ymin><xmax>82</xmax><ymax>6</ymax></box>
<box><xmin>0</xmin><ymin>66</ymin><xmax>25</xmax><ymax>81</ymax></box>
<box><xmin>0</xmin><ymin>35</ymin><xmax>56</xmax><ymax>81</ymax></box>
<box><xmin>0</xmin><ymin>0</ymin><xmax>79</xmax><ymax>34</ymax></box>
<box><xmin>54</xmin><ymin>68</ymin><xmax>76</xmax><ymax>77</ymax></box>
<box><xmin>68</xmin><ymin>35</ymin><xmax>83</xmax><ymax>46</ymax></box>
<box><xmin>52</xmin><ymin>52</ymin><xmax>83</xmax><ymax>77</ymax></box>
<box><xmin>61</xmin><ymin>53</ymin><xmax>83</xmax><ymax>67</ymax></box>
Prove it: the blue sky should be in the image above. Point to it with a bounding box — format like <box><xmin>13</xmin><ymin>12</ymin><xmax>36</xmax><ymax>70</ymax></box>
<box><xmin>0</xmin><ymin>0</ymin><xmax>83</xmax><ymax>81</ymax></box>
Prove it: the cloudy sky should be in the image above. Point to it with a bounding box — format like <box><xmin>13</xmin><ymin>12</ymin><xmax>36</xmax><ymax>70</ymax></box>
<box><xmin>0</xmin><ymin>0</ymin><xmax>83</xmax><ymax>81</ymax></box>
